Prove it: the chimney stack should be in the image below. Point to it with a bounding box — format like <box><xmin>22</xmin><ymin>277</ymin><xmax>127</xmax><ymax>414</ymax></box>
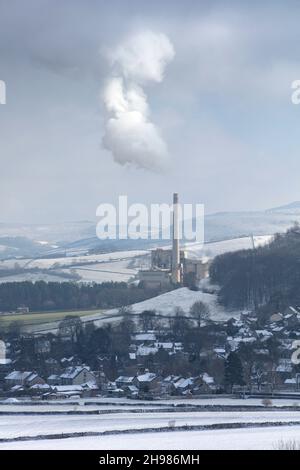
<box><xmin>171</xmin><ymin>192</ymin><xmax>180</xmax><ymax>283</ymax></box>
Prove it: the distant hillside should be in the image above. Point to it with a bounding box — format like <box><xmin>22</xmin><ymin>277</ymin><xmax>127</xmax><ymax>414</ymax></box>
<box><xmin>266</xmin><ymin>201</ymin><xmax>300</xmax><ymax>214</ymax></box>
<box><xmin>2</xmin><ymin>202</ymin><xmax>300</xmax><ymax>259</ymax></box>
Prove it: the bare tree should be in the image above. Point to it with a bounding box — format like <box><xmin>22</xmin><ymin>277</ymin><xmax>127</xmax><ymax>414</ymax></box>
<box><xmin>189</xmin><ymin>301</ymin><xmax>210</xmax><ymax>326</ymax></box>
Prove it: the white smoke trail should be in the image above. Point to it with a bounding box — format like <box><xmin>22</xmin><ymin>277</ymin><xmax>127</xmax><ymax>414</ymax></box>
<box><xmin>102</xmin><ymin>31</ymin><xmax>175</xmax><ymax>172</ymax></box>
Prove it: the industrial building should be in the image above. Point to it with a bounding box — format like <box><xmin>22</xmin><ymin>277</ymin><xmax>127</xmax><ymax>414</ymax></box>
<box><xmin>139</xmin><ymin>193</ymin><xmax>209</xmax><ymax>289</ymax></box>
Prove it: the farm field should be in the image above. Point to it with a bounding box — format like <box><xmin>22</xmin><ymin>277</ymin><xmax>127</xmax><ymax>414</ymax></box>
<box><xmin>1</xmin><ymin>398</ymin><xmax>300</xmax><ymax>449</ymax></box>
<box><xmin>1</xmin><ymin>426</ymin><xmax>296</xmax><ymax>450</ymax></box>
<box><xmin>0</xmin><ymin>308</ymin><xmax>104</xmax><ymax>327</ymax></box>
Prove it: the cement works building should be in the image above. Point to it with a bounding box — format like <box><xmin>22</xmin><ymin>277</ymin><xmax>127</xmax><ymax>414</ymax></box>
<box><xmin>139</xmin><ymin>193</ymin><xmax>209</xmax><ymax>289</ymax></box>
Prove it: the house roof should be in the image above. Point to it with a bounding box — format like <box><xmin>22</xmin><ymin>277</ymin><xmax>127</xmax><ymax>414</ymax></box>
<box><xmin>30</xmin><ymin>383</ymin><xmax>50</xmax><ymax>390</ymax></box>
<box><xmin>5</xmin><ymin>371</ymin><xmax>37</xmax><ymax>381</ymax></box>
<box><xmin>53</xmin><ymin>385</ymin><xmax>83</xmax><ymax>392</ymax></box>
<box><xmin>176</xmin><ymin>378</ymin><xmax>193</xmax><ymax>389</ymax></box>
<box><xmin>60</xmin><ymin>366</ymin><xmax>91</xmax><ymax>380</ymax></box>
<box><xmin>47</xmin><ymin>374</ymin><xmax>60</xmax><ymax>380</ymax></box>
<box><xmin>137</xmin><ymin>346</ymin><xmax>158</xmax><ymax>356</ymax></box>
<box><xmin>284</xmin><ymin>378</ymin><xmax>297</xmax><ymax>384</ymax></box>
<box><xmin>116</xmin><ymin>376</ymin><xmax>135</xmax><ymax>384</ymax></box>
<box><xmin>201</xmin><ymin>373</ymin><xmax>214</xmax><ymax>385</ymax></box>
<box><xmin>10</xmin><ymin>385</ymin><xmax>23</xmax><ymax>392</ymax></box>
<box><xmin>133</xmin><ymin>333</ymin><xmax>156</xmax><ymax>342</ymax></box>
<box><xmin>137</xmin><ymin>372</ymin><xmax>157</xmax><ymax>382</ymax></box>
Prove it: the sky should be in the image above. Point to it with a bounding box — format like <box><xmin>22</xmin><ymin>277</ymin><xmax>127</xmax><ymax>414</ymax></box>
<box><xmin>1</xmin><ymin>0</ymin><xmax>300</xmax><ymax>223</ymax></box>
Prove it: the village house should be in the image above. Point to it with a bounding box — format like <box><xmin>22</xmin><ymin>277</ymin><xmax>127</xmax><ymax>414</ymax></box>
<box><xmin>47</xmin><ymin>374</ymin><xmax>61</xmax><ymax>386</ymax></box>
<box><xmin>59</xmin><ymin>366</ymin><xmax>96</xmax><ymax>386</ymax></box>
<box><xmin>136</xmin><ymin>371</ymin><xmax>161</xmax><ymax>395</ymax></box>
<box><xmin>275</xmin><ymin>359</ymin><xmax>294</xmax><ymax>385</ymax></box>
<box><xmin>132</xmin><ymin>332</ymin><xmax>157</xmax><ymax>345</ymax></box>
<box><xmin>283</xmin><ymin>307</ymin><xmax>300</xmax><ymax>328</ymax></box>
<box><xmin>115</xmin><ymin>375</ymin><xmax>138</xmax><ymax>389</ymax></box>
<box><xmin>5</xmin><ymin>371</ymin><xmax>45</xmax><ymax>389</ymax></box>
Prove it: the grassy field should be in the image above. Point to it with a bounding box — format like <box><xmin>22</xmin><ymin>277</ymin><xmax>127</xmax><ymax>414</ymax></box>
<box><xmin>0</xmin><ymin>309</ymin><xmax>104</xmax><ymax>327</ymax></box>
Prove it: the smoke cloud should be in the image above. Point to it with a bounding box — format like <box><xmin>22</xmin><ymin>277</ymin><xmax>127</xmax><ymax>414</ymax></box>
<box><xmin>102</xmin><ymin>31</ymin><xmax>175</xmax><ymax>172</ymax></box>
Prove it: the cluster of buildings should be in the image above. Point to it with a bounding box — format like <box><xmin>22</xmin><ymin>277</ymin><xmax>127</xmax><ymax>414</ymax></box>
<box><xmin>2</xmin><ymin>301</ymin><xmax>300</xmax><ymax>399</ymax></box>
<box><xmin>222</xmin><ymin>306</ymin><xmax>300</xmax><ymax>391</ymax></box>
<box><xmin>111</xmin><ymin>371</ymin><xmax>216</xmax><ymax>399</ymax></box>
<box><xmin>1</xmin><ymin>363</ymin><xmax>216</xmax><ymax>400</ymax></box>
<box><xmin>3</xmin><ymin>365</ymin><xmax>99</xmax><ymax>399</ymax></box>
<box><xmin>139</xmin><ymin>193</ymin><xmax>209</xmax><ymax>289</ymax></box>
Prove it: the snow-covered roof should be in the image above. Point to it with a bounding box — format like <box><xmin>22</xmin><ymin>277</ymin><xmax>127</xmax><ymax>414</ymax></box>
<box><xmin>137</xmin><ymin>372</ymin><xmax>157</xmax><ymax>383</ymax></box>
<box><xmin>133</xmin><ymin>333</ymin><xmax>156</xmax><ymax>342</ymax></box>
<box><xmin>284</xmin><ymin>378</ymin><xmax>296</xmax><ymax>384</ymax></box>
<box><xmin>115</xmin><ymin>376</ymin><xmax>135</xmax><ymax>384</ymax></box>
<box><xmin>176</xmin><ymin>378</ymin><xmax>193</xmax><ymax>389</ymax></box>
<box><xmin>214</xmin><ymin>348</ymin><xmax>226</xmax><ymax>354</ymax></box>
<box><xmin>30</xmin><ymin>383</ymin><xmax>50</xmax><ymax>390</ymax></box>
<box><xmin>60</xmin><ymin>366</ymin><xmax>90</xmax><ymax>380</ymax></box>
<box><xmin>255</xmin><ymin>330</ymin><xmax>273</xmax><ymax>337</ymax></box>
<box><xmin>271</xmin><ymin>325</ymin><xmax>284</xmax><ymax>332</ymax></box>
<box><xmin>137</xmin><ymin>345</ymin><xmax>158</xmax><ymax>356</ymax></box>
<box><xmin>53</xmin><ymin>385</ymin><xmax>83</xmax><ymax>392</ymax></box>
<box><xmin>47</xmin><ymin>374</ymin><xmax>60</xmax><ymax>380</ymax></box>
<box><xmin>5</xmin><ymin>371</ymin><xmax>37</xmax><ymax>381</ymax></box>
<box><xmin>201</xmin><ymin>373</ymin><xmax>215</xmax><ymax>385</ymax></box>
<box><xmin>81</xmin><ymin>381</ymin><xmax>98</xmax><ymax>390</ymax></box>
<box><xmin>10</xmin><ymin>385</ymin><xmax>23</xmax><ymax>392</ymax></box>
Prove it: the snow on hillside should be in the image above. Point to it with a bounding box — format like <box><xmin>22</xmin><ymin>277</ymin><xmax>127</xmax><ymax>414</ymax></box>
<box><xmin>184</xmin><ymin>235</ymin><xmax>272</xmax><ymax>259</ymax></box>
<box><xmin>0</xmin><ymin>250</ymin><xmax>149</xmax><ymax>284</ymax></box>
<box><xmin>20</xmin><ymin>250</ymin><xmax>148</xmax><ymax>270</ymax></box>
<box><xmin>83</xmin><ymin>287</ymin><xmax>237</xmax><ymax>326</ymax></box>
<box><xmin>130</xmin><ymin>287</ymin><xmax>236</xmax><ymax>320</ymax></box>
<box><xmin>0</xmin><ymin>235</ymin><xmax>271</xmax><ymax>285</ymax></box>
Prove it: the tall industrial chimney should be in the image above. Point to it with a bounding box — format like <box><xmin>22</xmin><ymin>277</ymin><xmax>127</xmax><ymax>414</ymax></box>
<box><xmin>171</xmin><ymin>192</ymin><xmax>181</xmax><ymax>283</ymax></box>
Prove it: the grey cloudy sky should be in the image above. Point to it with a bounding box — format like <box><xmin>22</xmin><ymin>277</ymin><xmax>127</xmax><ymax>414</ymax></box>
<box><xmin>1</xmin><ymin>0</ymin><xmax>300</xmax><ymax>223</ymax></box>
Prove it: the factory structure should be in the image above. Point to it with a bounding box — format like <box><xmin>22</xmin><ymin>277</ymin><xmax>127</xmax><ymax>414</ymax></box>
<box><xmin>139</xmin><ymin>193</ymin><xmax>209</xmax><ymax>289</ymax></box>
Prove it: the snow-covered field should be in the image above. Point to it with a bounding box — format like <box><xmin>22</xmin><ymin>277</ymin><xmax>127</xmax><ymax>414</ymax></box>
<box><xmin>83</xmin><ymin>287</ymin><xmax>237</xmax><ymax>328</ymax></box>
<box><xmin>0</xmin><ymin>250</ymin><xmax>148</xmax><ymax>270</ymax></box>
<box><xmin>0</xmin><ymin>250</ymin><xmax>149</xmax><ymax>284</ymax></box>
<box><xmin>184</xmin><ymin>235</ymin><xmax>272</xmax><ymax>259</ymax></box>
<box><xmin>1</xmin><ymin>426</ymin><xmax>296</xmax><ymax>450</ymax></box>
<box><xmin>1</xmin><ymin>410</ymin><xmax>300</xmax><ymax>440</ymax></box>
<box><xmin>1</xmin><ymin>398</ymin><xmax>300</xmax><ymax>450</ymax></box>
<box><xmin>0</xmin><ymin>235</ymin><xmax>271</xmax><ymax>284</ymax></box>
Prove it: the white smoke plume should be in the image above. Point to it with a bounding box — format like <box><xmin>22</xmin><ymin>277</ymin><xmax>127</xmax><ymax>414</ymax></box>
<box><xmin>102</xmin><ymin>31</ymin><xmax>175</xmax><ymax>172</ymax></box>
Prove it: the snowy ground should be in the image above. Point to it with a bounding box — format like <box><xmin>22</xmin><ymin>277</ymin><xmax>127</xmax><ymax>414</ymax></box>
<box><xmin>1</xmin><ymin>425</ymin><xmax>297</xmax><ymax>450</ymax></box>
<box><xmin>24</xmin><ymin>286</ymin><xmax>237</xmax><ymax>334</ymax></box>
<box><xmin>0</xmin><ymin>235</ymin><xmax>271</xmax><ymax>284</ymax></box>
<box><xmin>2</xmin><ymin>395</ymin><xmax>300</xmax><ymax>408</ymax></box>
<box><xmin>84</xmin><ymin>287</ymin><xmax>238</xmax><ymax>329</ymax></box>
<box><xmin>1</xmin><ymin>397</ymin><xmax>300</xmax><ymax>449</ymax></box>
<box><xmin>0</xmin><ymin>250</ymin><xmax>149</xmax><ymax>284</ymax></box>
<box><xmin>1</xmin><ymin>411</ymin><xmax>300</xmax><ymax>440</ymax></box>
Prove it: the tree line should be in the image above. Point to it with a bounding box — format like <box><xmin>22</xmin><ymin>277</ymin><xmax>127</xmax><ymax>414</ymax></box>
<box><xmin>0</xmin><ymin>280</ymin><xmax>163</xmax><ymax>312</ymax></box>
<box><xmin>210</xmin><ymin>224</ymin><xmax>300</xmax><ymax>313</ymax></box>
